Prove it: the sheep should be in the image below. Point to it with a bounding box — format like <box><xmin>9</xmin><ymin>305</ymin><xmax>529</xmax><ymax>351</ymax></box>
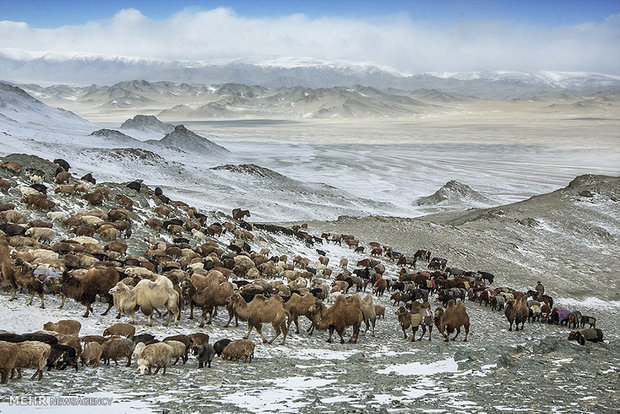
<box><xmin>101</xmin><ymin>337</ymin><xmax>134</xmax><ymax>367</ymax></box>
<box><xmin>103</xmin><ymin>323</ymin><xmax>135</xmax><ymax>339</ymax></box>
<box><xmin>221</xmin><ymin>339</ymin><xmax>255</xmax><ymax>363</ymax></box>
<box><xmin>12</xmin><ymin>341</ymin><xmax>52</xmax><ymax>380</ymax></box>
<box><xmin>0</xmin><ymin>178</ymin><xmax>10</xmax><ymax>194</ymax></box>
<box><xmin>193</xmin><ymin>344</ymin><xmax>215</xmax><ymax>368</ymax></box>
<box><xmin>25</xmin><ymin>227</ymin><xmax>56</xmax><ymax>244</ymax></box>
<box><xmin>80</xmin><ymin>335</ymin><xmax>106</xmax><ymax>345</ymax></box>
<box><xmin>188</xmin><ymin>333</ymin><xmax>210</xmax><ymax>348</ymax></box>
<box><xmin>213</xmin><ymin>339</ymin><xmax>232</xmax><ymax>357</ymax></box>
<box><xmin>137</xmin><ymin>342</ymin><xmax>175</xmax><ymax>375</ymax></box>
<box><xmin>80</xmin><ymin>215</ymin><xmax>105</xmax><ymax>226</ymax></box>
<box><xmin>47</xmin><ymin>211</ymin><xmax>66</xmax><ymax>222</ymax></box>
<box><xmin>54</xmin><ymin>184</ymin><xmax>77</xmax><ymax>195</ymax></box>
<box><xmin>104</xmin><ymin>241</ymin><xmax>128</xmax><ymax>255</ymax></box>
<box><xmin>46</xmin><ymin>344</ymin><xmax>78</xmax><ymax>372</ymax></box>
<box><xmin>374</xmin><ymin>305</ymin><xmax>386</xmax><ymax>319</ymax></box>
<box><xmin>43</xmin><ymin>320</ymin><xmax>82</xmax><ymax>335</ymax></box>
<box><xmin>54</xmin><ymin>159</ymin><xmax>71</xmax><ymax>172</ymax></box>
<box><xmin>30</xmin><ymin>248</ymin><xmax>60</xmax><ymax>262</ymax></box>
<box><xmin>55</xmin><ymin>170</ymin><xmax>72</xmax><ymax>184</ymax></box>
<box><xmin>163</xmin><ymin>340</ymin><xmax>187</xmax><ymax>365</ymax></box>
<box><xmin>80</xmin><ymin>342</ymin><xmax>103</xmax><ymax>368</ymax></box>
<box><xmin>0</xmin><ymin>341</ymin><xmax>18</xmax><ymax>383</ymax></box>
<box><xmin>71</xmin><ymin>236</ymin><xmax>99</xmax><ymax>245</ymax></box>
<box><xmin>1</xmin><ymin>161</ymin><xmax>21</xmax><ymax>176</ymax></box>
<box><xmin>1</xmin><ymin>209</ymin><xmax>27</xmax><ymax>224</ymax></box>
<box><xmin>162</xmin><ymin>335</ymin><xmax>191</xmax><ymax>364</ymax></box>
<box><xmin>21</xmin><ymin>194</ymin><xmax>55</xmax><ymax>210</ymax></box>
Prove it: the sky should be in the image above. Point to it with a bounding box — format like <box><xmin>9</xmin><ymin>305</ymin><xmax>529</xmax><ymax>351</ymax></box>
<box><xmin>1</xmin><ymin>0</ymin><xmax>619</xmax><ymax>74</ymax></box>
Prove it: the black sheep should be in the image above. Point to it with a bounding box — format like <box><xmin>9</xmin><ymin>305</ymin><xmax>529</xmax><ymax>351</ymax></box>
<box><xmin>192</xmin><ymin>344</ymin><xmax>215</xmax><ymax>368</ymax></box>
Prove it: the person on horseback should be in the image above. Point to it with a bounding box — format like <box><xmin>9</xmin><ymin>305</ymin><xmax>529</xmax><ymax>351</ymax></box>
<box><xmin>535</xmin><ymin>281</ymin><xmax>545</xmax><ymax>301</ymax></box>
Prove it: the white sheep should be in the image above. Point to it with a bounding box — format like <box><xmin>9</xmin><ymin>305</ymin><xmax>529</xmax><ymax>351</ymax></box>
<box><xmin>18</xmin><ymin>185</ymin><xmax>39</xmax><ymax>196</ymax></box>
<box><xmin>25</xmin><ymin>227</ymin><xmax>56</xmax><ymax>244</ymax></box>
<box><xmin>30</xmin><ymin>248</ymin><xmax>60</xmax><ymax>262</ymax></box>
<box><xmin>47</xmin><ymin>211</ymin><xmax>66</xmax><ymax>222</ymax></box>
<box><xmin>79</xmin><ymin>215</ymin><xmax>104</xmax><ymax>226</ymax></box>
<box><xmin>71</xmin><ymin>236</ymin><xmax>99</xmax><ymax>246</ymax></box>
<box><xmin>191</xmin><ymin>228</ymin><xmax>207</xmax><ymax>241</ymax></box>
<box><xmin>137</xmin><ymin>342</ymin><xmax>175</xmax><ymax>375</ymax></box>
<box><xmin>163</xmin><ymin>340</ymin><xmax>186</xmax><ymax>365</ymax></box>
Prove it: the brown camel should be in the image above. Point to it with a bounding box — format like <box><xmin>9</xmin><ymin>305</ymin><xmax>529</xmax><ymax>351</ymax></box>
<box><xmin>435</xmin><ymin>300</ymin><xmax>470</xmax><ymax>342</ymax></box>
<box><xmin>230</xmin><ymin>293</ymin><xmax>289</xmax><ymax>345</ymax></box>
<box><xmin>309</xmin><ymin>295</ymin><xmax>363</xmax><ymax>344</ymax></box>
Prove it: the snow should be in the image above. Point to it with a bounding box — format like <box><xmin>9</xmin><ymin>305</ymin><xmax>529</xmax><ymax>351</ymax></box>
<box><xmin>377</xmin><ymin>358</ymin><xmax>459</xmax><ymax>376</ymax></box>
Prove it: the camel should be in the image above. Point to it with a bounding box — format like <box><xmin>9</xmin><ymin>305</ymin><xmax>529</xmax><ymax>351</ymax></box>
<box><xmin>396</xmin><ymin>302</ymin><xmax>433</xmax><ymax>341</ymax></box>
<box><xmin>435</xmin><ymin>300</ymin><xmax>470</xmax><ymax>342</ymax></box>
<box><xmin>309</xmin><ymin>295</ymin><xmax>363</xmax><ymax>344</ymax></box>
<box><xmin>283</xmin><ymin>292</ymin><xmax>316</xmax><ymax>335</ymax></box>
<box><xmin>505</xmin><ymin>296</ymin><xmax>529</xmax><ymax>331</ymax></box>
<box><xmin>359</xmin><ymin>294</ymin><xmax>377</xmax><ymax>336</ymax></box>
<box><xmin>229</xmin><ymin>293</ymin><xmax>289</xmax><ymax>345</ymax></box>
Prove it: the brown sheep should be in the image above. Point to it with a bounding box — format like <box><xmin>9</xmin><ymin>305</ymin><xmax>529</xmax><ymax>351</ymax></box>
<box><xmin>92</xmin><ymin>186</ymin><xmax>110</xmax><ymax>199</ymax></box>
<box><xmin>80</xmin><ymin>342</ymin><xmax>103</xmax><ymax>368</ymax></box>
<box><xmin>435</xmin><ymin>300</ymin><xmax>470</xmax><ymax>342</ymax></box>
<box><xmin>374</xmin><ymin>305</ymin><xmax>385</xmax><ymax>319</ymax></box>
<box><xmin>0</xmin><ymin>178</ymin><xmax>11</xmax><ymax>193</ymax></box>
<box><xmin>104</xmin><ymin>241</ymin><xmax>128</xmax><ymax>255</ymax></box>
<box><xmin>43</xmin><ymin>320</ymin><xmax>82</xmax><ymax>335</ymax></box>
<box><xmin>0</xmin><ymin>341</ymin><xmax>18</xmax><ymax>383</ymax></box>
<box><xmin>113</xmin><ymin>194</ymin><xmax>134</xmax><ymax>210</ymax></box>
<box><xmin>101</xmin><ymin>337</ymin><xmax>134</xmax><ymax>366</ymax></box>
<box><xmin>60</xmin><ymin>266</ymin><xmax>119</xmax><ymax>317</ymax></box>
<box><xmin>221</xmin><ymin>339</ymin><xmax>255</xmax><ymax>363</ymax></box>
<box><xmin>54</xmin><ymin>184</ymin><xmax>77</xmax><ymax>195</ymax></box>
<box><xmin>146</xmin><ymin>217</ymin><xmax>163</xmax><ymax>229</ymax></box>
<box><xmin>1</xmin><ymin>209</ymin><xmax>27</xmax><ymax>224</ymax></box>
<box><xmin>103</xmin><ymin>323</ymin><xmax>136</xmax><ymax>338</ymax></box>
<box><xmin>97</xmin><ymin>224</ymin><xmax>119</xmax><ymax>241</ymax></box>
<box><xmin>55</xmin><ymin>170</ymin><xmax>71</xmax><ymax>184</ymax></box>
<box><xmin>188</xmin><ymin>333</ymin><xmax>210</xmax><ymax>348</ymax></box>
<box><xmin>283</xmin><ymin>293</ymin><xmax>316</xmax><ymax>335</ymax></box>
<box><xmin>309</xmin><ymin>294</ymin><xmax>363</xmax><ymax>344</ymax></box>
<box><xmin>232</xmin><ymin>208</ymin><xmax>251</xmax><ymax>221</ymax></box>
<box><xmin>137</xmin><ymin>342</ymin><xmax>175</xmax><ymax>375</ymax></box>
<box><xmin>12</xmin><ymin>341</ymin><xmax>51</xmax><ymax>380</ymax></box>
<box><xmin>21</xmin><ymin>194</ymin><xmax>55</xmax><ymax>210</ymax></box>
<box><xmin>80</xmin><ymin>335</ymin><xmax>106</xmax><ymax>345</ymax></box>
<box><xmin>1</xmin><ymin>161</ymin><xmax>21</xmax><ymax>176</ymax></box>
<box><xmin>83</xmin><ymin>192</ymin><xmax>103</xmax><ymax>206</ymax></box>
<box><xmin>373</xmin><ymin>278</ymin><xmax>388</xmax><ymax>297</ymax></box>
<box><xmin>229</xmin><ymin>293</ymin><xmax>289</xmax><ymax>345</ymax></box>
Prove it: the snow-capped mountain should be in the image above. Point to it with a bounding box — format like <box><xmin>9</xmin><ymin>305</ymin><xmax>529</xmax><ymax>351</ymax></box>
<box><xmin>3</xmin><ymin>53</ymin><xmax>620</xmax><ymax>98</ymax></box>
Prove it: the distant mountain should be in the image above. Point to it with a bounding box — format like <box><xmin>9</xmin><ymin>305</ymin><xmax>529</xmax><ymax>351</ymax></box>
<box><xmin>120</xmin><ymin>115</ymin><xmax>175</xmax><ymax>134</ymax></box>
<box><xmin>146</xmin><ymin>124</ymin><xmax>229</xmax><ymax>155</ymax></box>
<box><xmin>4</xmin><ymin>54</ymin><xmax>620</xmax><ymax>98</ymax></box>
<box><xmin>417</xmin><ymin>180</ymin><xmax>494</xmax><ymax>209</ymax></box>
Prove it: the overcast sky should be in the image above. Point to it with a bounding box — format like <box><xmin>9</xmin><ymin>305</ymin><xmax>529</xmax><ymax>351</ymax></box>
<box><xmin>1</xmin><ymin>1</ymin><xmax>619</xmax><ymax>74</ymax></box>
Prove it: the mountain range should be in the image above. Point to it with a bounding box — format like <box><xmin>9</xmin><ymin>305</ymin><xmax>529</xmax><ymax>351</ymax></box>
<box><xmin>4</xmin><ymin>54</ymin><xmax>620</xmax><ymax>99</ymax></box>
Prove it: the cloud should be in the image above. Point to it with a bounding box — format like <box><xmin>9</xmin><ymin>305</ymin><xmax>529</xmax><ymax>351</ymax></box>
<box><xmin>0</xmin><ymin>7</ymin><xmax>618</xmax><ymax>74</ymax></box>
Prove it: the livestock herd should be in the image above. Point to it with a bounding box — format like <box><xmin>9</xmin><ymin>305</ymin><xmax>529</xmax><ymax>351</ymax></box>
<box><xmin>0</xmin><ymin>156</ymin><xmax>605</xmax><ymax>385</ymax></box>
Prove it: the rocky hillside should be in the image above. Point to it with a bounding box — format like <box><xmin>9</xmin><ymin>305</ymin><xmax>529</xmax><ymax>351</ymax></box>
<box><xmin>308</xmin><ymin>174</ymin><xmax>620</xmax><ymax>301</ymax></box>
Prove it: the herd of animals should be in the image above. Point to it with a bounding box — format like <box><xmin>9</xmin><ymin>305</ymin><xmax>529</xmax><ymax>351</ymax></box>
<box><xmin>0</xmin><ymin>156</ymin><xmax>605</xmax><ymax>384</ymax></box>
